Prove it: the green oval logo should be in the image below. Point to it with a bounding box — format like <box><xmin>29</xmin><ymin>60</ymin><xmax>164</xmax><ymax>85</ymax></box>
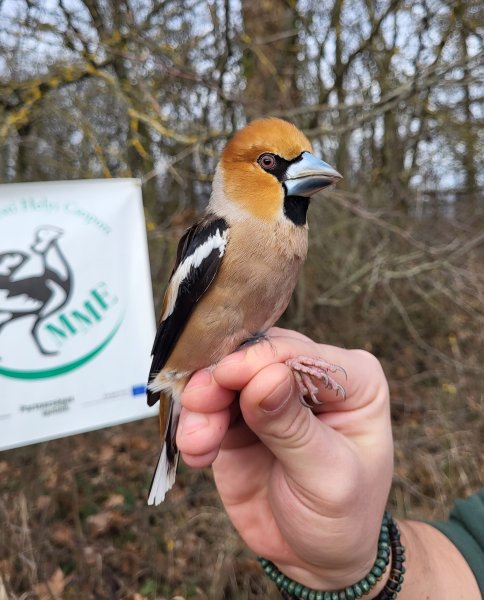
<box><xmin>0</xmin><ymin>318</ymin><xmax>122</xmax><ymax>380</ymax></box>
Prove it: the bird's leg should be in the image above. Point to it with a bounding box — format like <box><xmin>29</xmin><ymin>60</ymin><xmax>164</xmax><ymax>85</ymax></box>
<box><xmin>237</xmin><ymin>332</ymin><xmax>269</xmax><ymax>350</ymax></box>
<box><xmin>286</xmin><ymin>356</ymin><xmax>347</xmax><ymax>407</ymax></box>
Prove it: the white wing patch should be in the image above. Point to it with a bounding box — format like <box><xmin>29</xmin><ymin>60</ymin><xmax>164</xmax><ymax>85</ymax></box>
<box><xmin>162</xmin><ymin>228</ymin><xmax>228</xmax><ymax>321</ymax></box>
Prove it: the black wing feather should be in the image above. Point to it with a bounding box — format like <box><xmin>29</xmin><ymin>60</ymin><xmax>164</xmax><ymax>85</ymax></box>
<box><xmin>147</xmin><ymin>216</ymin><xmax>228</xmax><ymax>406</ymax></box>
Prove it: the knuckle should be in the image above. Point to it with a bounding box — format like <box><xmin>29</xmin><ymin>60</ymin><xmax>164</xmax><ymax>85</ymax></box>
<box><xmin>353</xmin><ymin>348</ymin><xmax>379</xmax><ymax>367</ymax></box>
<box><xmin>351</xmin><ymin>349</ymin><xmax>389</xmax><ymax>404</ymax></box>
<box><xmin>352</xmin><ymin>349</ymin><xmax>385</xmax><ymax>377</ymax></box>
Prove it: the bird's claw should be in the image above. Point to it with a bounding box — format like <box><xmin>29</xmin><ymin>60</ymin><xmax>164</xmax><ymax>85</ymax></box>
<box><xmin>286</xmin><ymin>355</ymin><xmax>347</xmax><ymax>407</ymax></box>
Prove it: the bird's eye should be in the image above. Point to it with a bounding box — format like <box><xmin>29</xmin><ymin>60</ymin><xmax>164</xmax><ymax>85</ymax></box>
<box><xmin>258</xmin><ymin>153</ymin><xmax>277</xmax><ymax>170</ymax></box>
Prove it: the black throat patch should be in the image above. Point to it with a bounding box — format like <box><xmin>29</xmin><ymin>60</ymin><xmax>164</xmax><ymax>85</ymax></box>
<box><xmin>283</xmin><ymin>195</ymin><xmax>310</xmax><ymax>226</ymax></box>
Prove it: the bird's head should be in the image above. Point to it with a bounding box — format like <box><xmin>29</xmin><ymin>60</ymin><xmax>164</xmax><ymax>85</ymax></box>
<box><xmin>211</xmin><ymin>118</ymin><xmax>342</xmax><ymax>226</ymax></box>
<box><xmin>32</xmin><ymin>226</ymin><xmax>64</xmax><ymax>254</ymax></box>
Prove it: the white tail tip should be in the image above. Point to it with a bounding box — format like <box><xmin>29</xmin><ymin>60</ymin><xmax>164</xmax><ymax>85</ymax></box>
<box><xmin>147</xmin><ymin>444</ymin><xmax>177</xmax><ymax>505</ymax></box>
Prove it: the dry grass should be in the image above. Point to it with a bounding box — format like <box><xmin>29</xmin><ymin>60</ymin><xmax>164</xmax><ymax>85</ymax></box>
<box><xmin>0</xmin><ymin>420</ymin><xmax>278</xmax><ymax>600</ymax></box>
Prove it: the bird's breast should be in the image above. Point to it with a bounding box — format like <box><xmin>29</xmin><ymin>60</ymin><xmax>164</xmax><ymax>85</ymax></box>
<box><xmin>164</xmin><ymin>220</ymin><xmax>308</xmax><ymax>374</ymax></box>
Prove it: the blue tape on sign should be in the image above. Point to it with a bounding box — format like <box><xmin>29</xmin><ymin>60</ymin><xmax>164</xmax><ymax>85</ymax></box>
<box><xmin>131</xmin><ymin>385</ymin><xmax>146</xmax><ymax>396</ymax></box>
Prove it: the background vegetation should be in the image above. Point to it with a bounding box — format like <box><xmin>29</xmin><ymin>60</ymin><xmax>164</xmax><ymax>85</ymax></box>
<box><xmin>0</xmin><ymin>0</ymin><xmax>482</xmax><ymax>598</ymax></box>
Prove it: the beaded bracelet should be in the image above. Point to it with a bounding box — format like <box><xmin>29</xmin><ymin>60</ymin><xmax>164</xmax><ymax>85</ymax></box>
<box><xmin>258</xmin><ymin>512</ymin><xmax>405</xmax><ymax>600</ymax></box>
<box><xmin>375</xmin><ymin>515</ymin><xmax>405</xmax><ymax>600</ymax></box>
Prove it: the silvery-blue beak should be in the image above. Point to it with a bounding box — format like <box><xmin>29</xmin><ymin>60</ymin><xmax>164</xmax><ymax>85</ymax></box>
<box><xmin>284</xmin><ymin>151</ymin><xmax>342</xmax><ymax>197</ymax></box>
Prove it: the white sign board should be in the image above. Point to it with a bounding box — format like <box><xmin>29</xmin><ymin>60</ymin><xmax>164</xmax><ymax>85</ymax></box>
<box><xmin>0</xmin><ymin>179</ymin><xmax>157</xmax><ymax>450</ymax></box>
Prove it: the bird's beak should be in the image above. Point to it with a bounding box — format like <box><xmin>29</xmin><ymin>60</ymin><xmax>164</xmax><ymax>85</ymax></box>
<box><xmin>284</xmin><ymin>151</ymin><xmax>342</xmax><ymax>197</ymax></box>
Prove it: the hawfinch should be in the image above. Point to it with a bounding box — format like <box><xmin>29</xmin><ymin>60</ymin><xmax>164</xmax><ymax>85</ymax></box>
<box><xmin>147</xmin><ymin>118</ymin><xmax>343</xmax><ymax>505</ymax></box>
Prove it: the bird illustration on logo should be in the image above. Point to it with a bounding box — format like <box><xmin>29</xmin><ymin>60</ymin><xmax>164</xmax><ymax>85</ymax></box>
<box><xmin>0</xmin><ymin>226</ymin><xmax>73</xmax><ymax>356</ymax></box>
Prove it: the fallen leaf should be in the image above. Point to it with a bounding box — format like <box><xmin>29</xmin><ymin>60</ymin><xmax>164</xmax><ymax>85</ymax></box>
<box><xmin>128</xmin><ymin>436</ymin><xmax>150</xmax><ymax>451</ymax></box>
<box><xmin>0</xmin><ymin>560</ymin><xmax>11</xmax><ymax>581</ymax></box>
<box><xmin>35</xmin><ymin>495</ymin><xmax>52</xmax><ymax>511</ymax></box>
<box><xmin>103</xmin><ymin>494</ymin><xmax>124</xmax><ymax>509</ymax></box>
<box><xmin>50</xmin><ymin>523</ymin><xmax>76</xmax><ymax>548</ymax></box>
<box><xmin>33</xmin><ymin>568</ymin><xmax>71</xmax><ymax>600</ymax></box>
<box><xmin>99</xmin><ymin>445</ymin><xmax>115</xmax><ymax>462</ymax></box>
<box><xmin>86</xmin><ymin>510</ymin><xmax>129</xmax><ymax>537</ymax></box>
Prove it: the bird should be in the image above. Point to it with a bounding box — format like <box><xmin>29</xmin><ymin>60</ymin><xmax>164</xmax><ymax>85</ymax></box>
<box><xmin>0</xmin><ymin>226</ymin><xmax>72</xmax><ymax>355</ymax></box>
<box><xmin>147</xmin><ymin>117</ymin><xmax>344</xmax><ymax>505</ymax></box>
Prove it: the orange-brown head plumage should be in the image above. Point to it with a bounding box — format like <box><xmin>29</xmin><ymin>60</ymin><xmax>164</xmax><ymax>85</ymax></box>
<box><xmin>212</xmin><ymin>118</ymin><xmax>341</xmax><ymax>225</ymax></box>
<box><xmin>222</xmin><ymin>118</ymin><xmax>313</xmax><ymax>164</ymax></box>
<box><xmin>219</xmin><ymin>118</ymin><xmax>313</xmax><ymax>221</ymax></box>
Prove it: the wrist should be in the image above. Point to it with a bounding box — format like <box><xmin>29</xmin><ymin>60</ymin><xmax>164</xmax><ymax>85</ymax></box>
<box><xmin>275</xmin><ymin>554</ymin><xmax>391</xmax><ymax>595</ymax></box>
<box><xmin>274</xmin><ymin>560</ymin><xmax>391</xmax><ymax>600</ymax></box>
<box><xmin>260</xmin><ymin>512</ymin><xmax>404</xmax><ymax>599</ymax></box>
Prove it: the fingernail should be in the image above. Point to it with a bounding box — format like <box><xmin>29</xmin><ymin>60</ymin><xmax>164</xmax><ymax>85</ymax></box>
<box><xmin>260</xmin><ymin>377</ymin><xmax>292</xmax><ymax>413</ymax></box>
<box><xmin>218</xmin><ymin>350</ymin><xmax>246</xmax><ymax>367</ymax></box>
<box><xmin>179</xmin><ymin>411</ymin><xmax>209</xmax><ymax>435</ymax></box>
<box><xmin>185</xmin><ymin>368</ymin><xmax>211</xmax><ymax>391</ymax></box>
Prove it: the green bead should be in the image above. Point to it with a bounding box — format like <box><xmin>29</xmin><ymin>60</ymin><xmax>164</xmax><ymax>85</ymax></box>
<box><xmin>366</xmin><ymin>573</ymin><xmax>376</xmax><ymax>586</ymax></box>
<box><xmin>353</xmin><ymin>584</ymin><xmax>363</xmax><ymax>598</ymax></box>
<box><xmin>287</xmin><ymin>581</ymin><xmax>296</xmax><ymax>594</ymax></box>
<box><xmin>276</xmin><ymin>574</ymin><xmax>285</xmax><ymax>586</ymax></box>
<box><xmin>371</xmin><ymin>566</ymin><xmax>383</xmax><ymax>578</ymax></box>
<box><xmin>300</xmin><ymin>588</ymin><xmax>309</xmax><ymax>599</ymax></box>
<box><xmin>323</xmin><ymin>593</ymin><xmax>332</xmax><ymax>600</ymax></box>
<box><xmin>375</xmin><ymin>558</ymin><xmax>387</xmax><ymax>569</ymax></box>
<box><xmin>331</xmin><ymin>593</ymin><xmax>339</xmax><ymax>600</ymax></box>
<box><xmin>294</xmin><ymin>584</ymin><xmax>303</xmax><ymax>596</ymax></box>
<box><xmin>316</xmin><ymin>593</ymin><xmax>323</xmax><ymax>600</ymax></box>
<box><xmin>360</xmin><ymin>579</ymin><xmax>370</xmax><ymax>593</ymax></box>
<box><xmin>338</xmin><ymin>592</ymin><xmax>346</xmax><ymax>600</ymax></box>
<box><xmin>345</xmin><ymin>588</ymin><xmax>355</xmax><ymax>599</ymax></box>
<box><xmin>308</xmin><ymin>592</ymin><xmax>316</xmax><ymax>600</ymax></box>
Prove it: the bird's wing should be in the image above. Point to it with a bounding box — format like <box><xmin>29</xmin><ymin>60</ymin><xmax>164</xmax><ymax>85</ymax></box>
<box><xmin>147</xmin><ymin>215</ymin><xmax>229</xmax><ymax>406</ymax></box>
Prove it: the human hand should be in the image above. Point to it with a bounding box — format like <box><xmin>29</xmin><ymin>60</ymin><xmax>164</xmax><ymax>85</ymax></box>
<box><xmin>176</xmin><ymin>327</ymin><xmax>393</xmax><ymax>592</ymax></box>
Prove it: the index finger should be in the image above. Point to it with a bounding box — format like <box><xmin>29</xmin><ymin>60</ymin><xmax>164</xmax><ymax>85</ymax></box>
<box><xmin>213</xmin><ymin>332</ymin><xmax>386</xmax><ymax>412</ymax></box>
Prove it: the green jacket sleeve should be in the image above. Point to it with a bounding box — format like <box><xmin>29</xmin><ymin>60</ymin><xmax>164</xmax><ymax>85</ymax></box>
<box><xmin>430</xmin><ymin>488</ymin><xmax>484</xmax><ymax>594</ymax></box>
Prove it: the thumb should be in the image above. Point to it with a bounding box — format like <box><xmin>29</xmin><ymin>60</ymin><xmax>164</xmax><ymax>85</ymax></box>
<box><xmin>239</xmin><ymin>363</ymin><xmax>347</xmax><ymax>483</ymax></box>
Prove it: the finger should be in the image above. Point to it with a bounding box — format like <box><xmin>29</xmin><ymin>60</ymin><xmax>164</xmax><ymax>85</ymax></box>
<box><xmin>237</xmin><ymin>362</ymin><xmax>354</xmax><ymax>488</ymax></box>
<box><xmin>181</xmin><ymin>448</ymin><xmax>220</xmax><ymax>468</ymax></box>
<box><xmin>219</xmin><ymin>402</ymin><xmax>260</xmax><ymax>450</ymax></box>
<box><xmin>181</xmin><ymin>368</ymin><xmax>235</xmax><ymax>413</ymax></box>
<box><xmin>266</xmin><ymin>326</ymin><xmax>314</xmax><ymax>343</ymax></box>
<box><xmin>177</xmin><ymin>406</ymin><xmax>231</xmax><ymax>465</ymax></box>
<box><xmin>213</xmin><ymin>336</ymin><xmax>359</xmax><ymax>407</ymax></box>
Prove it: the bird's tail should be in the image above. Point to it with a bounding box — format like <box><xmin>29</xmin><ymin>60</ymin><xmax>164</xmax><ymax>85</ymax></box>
<box><xmin>147</xmin><ymin>383</ymin><xmax>184</xmax><ymax>505</ymax></box>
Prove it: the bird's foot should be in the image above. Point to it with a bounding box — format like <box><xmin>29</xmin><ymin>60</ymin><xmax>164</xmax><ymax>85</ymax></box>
<box><xmin>285</xmin><ymin>355</ymin><xmax>347</xmax><ymax>408</ymax></box>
